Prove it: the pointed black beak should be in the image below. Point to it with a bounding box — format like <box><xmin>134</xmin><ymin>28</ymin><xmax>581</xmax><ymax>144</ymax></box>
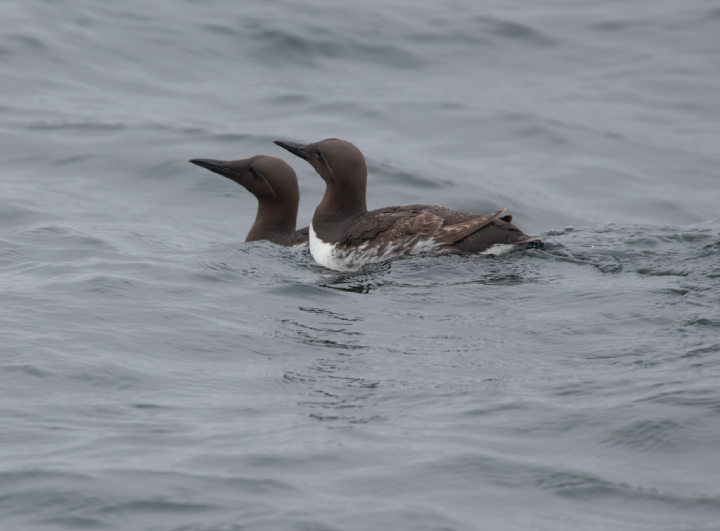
<box><xmin>189</xmin><ymin>158</ymin><xmax>238</xmax><ymax>179</ymax></box>
<box><xmin>274</xmin><ymin>141</ymin><xmax>310</xmax><ymax>160</ymax></box>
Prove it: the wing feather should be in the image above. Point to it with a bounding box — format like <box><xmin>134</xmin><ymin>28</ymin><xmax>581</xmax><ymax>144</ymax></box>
<box><xmin>338</xmin><ymin>205</ymin><xmax>507</xmax><ymax>250</ymax></box>
<box><xmin>433</xmin><ymin>209</ymin><xmax>506</xmax><ymax>244</ymax></box>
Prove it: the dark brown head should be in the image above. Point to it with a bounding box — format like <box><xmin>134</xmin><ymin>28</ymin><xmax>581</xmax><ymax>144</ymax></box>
<box><xmin>189</xmin><ymin>155</ymin><xmax>300</xmax><ymax>243</ymax></box>
<box><xmin>274</xmin><ymin>138</ymin><xmax>368</xmax><ymax>223</ymax></box>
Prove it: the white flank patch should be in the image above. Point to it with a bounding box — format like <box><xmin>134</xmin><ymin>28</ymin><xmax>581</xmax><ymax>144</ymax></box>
<box><xmin>309</xmin><ymin>224</ymin><xmax>443</xmax><ymax>272</ymax></box>
<box><xmin>480</xmin><ymin>243</ymin><xmax>519</xmax><ymax>256</ymax></box>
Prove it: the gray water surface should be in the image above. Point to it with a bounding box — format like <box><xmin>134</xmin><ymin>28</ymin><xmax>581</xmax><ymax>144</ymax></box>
<box><xmin>2</xmin><ymin>1</ymin><xmax>720</xmax><ymax>530</ymax></box>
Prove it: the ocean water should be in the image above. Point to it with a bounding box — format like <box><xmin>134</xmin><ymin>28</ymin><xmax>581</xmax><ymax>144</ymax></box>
<box><xmin>2</xmin><ymin>0</ymin><xmax>720</xmax><ymax>529</ymax></box>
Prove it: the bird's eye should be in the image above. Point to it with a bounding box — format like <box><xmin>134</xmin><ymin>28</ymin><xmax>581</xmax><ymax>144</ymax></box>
<box><xmin>250</xmin><ymin>166</ymin><xmax>259</xmax><ymax>177</ymax></box>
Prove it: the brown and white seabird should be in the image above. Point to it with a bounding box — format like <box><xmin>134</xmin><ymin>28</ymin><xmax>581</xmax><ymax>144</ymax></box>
<box><xmin>189</xmin><ymin>155</ymin><xmax>309</xmax><ymax>247</ymax></box>
<box><xmin>274</xmin><ymin>138</ymin><xmax>539</xmax><ymax>270</ymax></box>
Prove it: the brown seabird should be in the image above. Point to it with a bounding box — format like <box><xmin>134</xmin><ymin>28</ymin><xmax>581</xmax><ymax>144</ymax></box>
<box><xmin>274</xmin><ymin>138</ymin><xmax>539</xmax><ymax>270</ymax></box>
<box><xmin>189</xmin><ymin>155</ymin><xmax>309</xmax><ymax>247</ymax></box>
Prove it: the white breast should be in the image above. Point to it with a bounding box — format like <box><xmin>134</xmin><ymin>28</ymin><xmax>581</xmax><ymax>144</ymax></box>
<box><xmin>309</xmin><ymin>224</ymin><xmax>356</xmax><ymax>271</ymax></box>
<box><xmin>309</xmin><ymin>224</ymin><xmax>445</xmax><ymax>272</ymax></box>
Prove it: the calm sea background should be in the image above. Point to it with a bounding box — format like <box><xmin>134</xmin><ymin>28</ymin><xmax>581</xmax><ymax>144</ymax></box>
<box><xmin>2</xmin><ymin>1</ymin><xmax>720</xmax><ymax>530</ymax></box>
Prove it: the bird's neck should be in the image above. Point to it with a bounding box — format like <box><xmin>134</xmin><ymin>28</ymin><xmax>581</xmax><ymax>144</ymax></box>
<box><xmin>245</xmin><ymin>200</ymin><xmax>297</xmax><ymax>243</ymax></box>
<box><xmin>314</xmin><ymin>182</ymin><xmax>366</xmax><ymax>220</ymax></box>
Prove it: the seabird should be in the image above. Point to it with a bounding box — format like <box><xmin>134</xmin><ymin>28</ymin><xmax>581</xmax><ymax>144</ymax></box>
<box><xmin>189</xmin><ymin>155</ymin><xmax>309</xmax><ymax>247</ymax></box>
<box><xmin>274</xmin><ymin>138</ymin><xmax>539</xmax><ymax>271</ymax></box>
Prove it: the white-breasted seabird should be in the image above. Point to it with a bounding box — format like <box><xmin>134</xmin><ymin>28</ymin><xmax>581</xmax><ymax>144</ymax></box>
<box><xmin>274</xmin><ymin>138</ymin><xmax>539</xmax><ymax>270</ymax></box>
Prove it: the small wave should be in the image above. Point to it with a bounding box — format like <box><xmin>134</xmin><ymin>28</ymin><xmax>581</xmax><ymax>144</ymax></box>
<box><xmin>411</xmin><ymin>15</ymin><xmax>555</xmax><ymax>49</ymax></box>
<box><xmin>1</xmin><ymin>225</ymin><xmax>121</xmax><ymax>271</ymax></box>
<box><xmin>477</xmin><ymin>16</ymin><xmax>556</xmax><ymax>46</ymax></box>
<box><xmin>25</xmin><ymin>120</ymin><xmax>126</xmax><ymax>132</ymax></box>
<box><xmin>0</xmin><ymin>203</ymin><xmax>41</xmax><ymax>225</ymax></box>
<box><xmin>534</xmin><ymin>467</ymin><xmax>720</xmax><ymax>512</ymax></box>
<box><xmin>210</xmin><ymin>16</ymin><xmax>426</xmax><ymax>69</ymax></box>
<box><xmin>538</xmin><ymin>223</ymin><xmax>720</xmax><ymax>277</ymax></box>
<box><xmin>368</xmin><ymin>160</ymin><xmax>453</xmax><ymax>190</ymax></box>
<box><xmin>84</xmin><ymin>275</ymin><xmax>136</xmax><ymax>295</ymax></box>
<box><xmin>2</xmin><ymin>364</ymin><xmax>53</xmax><ymax>378</ymax></box>
<box><xmin>603</xmin><ymin>418</ymin><xmax>696</xmax><ymax>452</ymax></box>
<box><xmin>8</xmin><ymin>34</ymin><xmax>48</xmax><ymax>52</ymax></box>
<box><xmin>297</xmin><ymin>307</ymin><xmax>363</xmax><ymax>322</ymax></box>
